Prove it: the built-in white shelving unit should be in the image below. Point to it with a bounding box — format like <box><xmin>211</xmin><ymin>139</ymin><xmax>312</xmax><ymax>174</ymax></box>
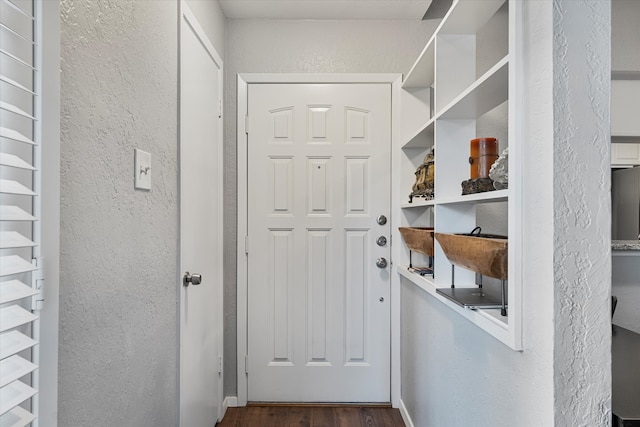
<box><xmin>395</xmin><ymin>0</ymin><xmax>522</xmax><ymax>350</ymax></box>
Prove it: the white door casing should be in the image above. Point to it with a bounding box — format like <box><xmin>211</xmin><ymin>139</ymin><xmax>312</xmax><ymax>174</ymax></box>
<box><xmin>246</xmin><ymin>83</ymin><xmax>391</xmax><ymax>402</ymax></box>
<box><xmin>179</xmin><ymin>3</ymin><xmax>223</xmax><ymax>425</ymax></box>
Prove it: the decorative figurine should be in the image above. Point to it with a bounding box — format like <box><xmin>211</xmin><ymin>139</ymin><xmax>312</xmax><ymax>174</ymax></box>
<box><xmin>409</xmin><ymin>146</ymin><xmax>435</xmax><ymax>202</ymax></box>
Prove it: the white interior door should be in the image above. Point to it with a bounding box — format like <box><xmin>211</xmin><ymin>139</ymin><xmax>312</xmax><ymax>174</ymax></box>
<box><xmin>247</xmin><ymin>83</ymin><xmax>391</xmax><ymax>402</ymax></box>
<box><xmin>179</xmin><ymin>4</ymin><xmax>223</xmax><ymax>425</ymax></box>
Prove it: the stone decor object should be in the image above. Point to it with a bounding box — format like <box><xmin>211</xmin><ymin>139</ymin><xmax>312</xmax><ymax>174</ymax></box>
<box><xmin>489</xmin><ymin>147</ymin><xmax>509</xmax><ymax>190</ymax></box>
<box><xmin>461</xmin><ymin>178</ymin><xmax>495</xmax><ymax>195</ymax></box>
<box><xmin>435</xmin><ymin>232</ymin><xmax>508</xmax><ymax>280</ymax></box>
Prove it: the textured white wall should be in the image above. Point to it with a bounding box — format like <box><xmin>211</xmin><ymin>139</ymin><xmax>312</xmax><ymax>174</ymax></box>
<box><xmin>59</xmin><ymin>1</ymin><xmax>179</xmax><ymax>424</ymax></box>
<box><xmin>224</xmin><ymin>18</ymin><xmax>439</xmax><ymax>396</ymax></box>
<box><xmin>552</xmin><ymin>0</ymin><xmax>611</xmax><ymax>424</ymax></box>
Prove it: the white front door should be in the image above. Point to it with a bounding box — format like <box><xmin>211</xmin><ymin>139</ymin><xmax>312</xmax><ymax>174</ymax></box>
<box><xmin>247</xmin><ymin>83</ymin><xmax>392</xmax><ymax>402</ymax></box>
<box><xmin>179</xmin><ymin>4</ymin><xmax>223</xmax><ymax>425</ymax></box>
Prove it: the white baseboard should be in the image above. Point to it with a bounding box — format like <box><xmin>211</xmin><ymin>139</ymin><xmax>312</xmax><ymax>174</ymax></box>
<box><xmin>221</xmin><ymin>396</ymin><xmax>238</xmax><ymax>421</ymax></box>
<box><xmin>224</xmin><ymin>396</ymin><xmax>238</xmax><ymax>409</ymax></box>
<box><xmin>398</xmin><ymin>399</ymin><xmax>415</xmax><ymax>427</ymax></box>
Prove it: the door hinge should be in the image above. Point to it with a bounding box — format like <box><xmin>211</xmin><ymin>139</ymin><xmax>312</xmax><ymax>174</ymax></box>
<box><xmin>245</xmin><ymin>114</ymin><xmax>249</xmax><ymax>134</ymax></box>
<box><xmin>245</xmin><ymin>236</ymin><xmax>249</xmax><ymax>255</ymax></box>
<box><xmin>31</xmin><ymin>257</ymin><xmax>44</xmax><ymax>311</ymax></box>
<box><xmin>218</xmin><ymin>355</ymin><xmax>223</xmax><ymax>375</ymax></box>
<box><xmin>218</xmin><ymin>99</ymin><xmax>223</xmax><ymax>119</ymax></box>
<box><xmin>245</xmin><ymin>355</ymin><xmax>249</xmax><ymax>375</ymax></box>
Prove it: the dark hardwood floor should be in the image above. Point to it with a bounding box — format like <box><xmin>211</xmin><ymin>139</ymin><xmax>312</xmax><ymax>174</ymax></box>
<box><xmin>216</xmin><ymin>404</ymin><xmax>405</xmax><ymax>427</ymax></box>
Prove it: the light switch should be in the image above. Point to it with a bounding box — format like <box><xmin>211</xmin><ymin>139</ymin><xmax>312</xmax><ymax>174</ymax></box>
<box><xmin>134</xmin><ymin>149</ymin><xmax>151</xmax><ymax>190</ymax></box>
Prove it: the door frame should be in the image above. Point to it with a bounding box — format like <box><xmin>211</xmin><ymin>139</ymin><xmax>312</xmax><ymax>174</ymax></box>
<box><xmin>178</xmin><ymin>1</ymin><xmax>225</xmax><ymax>423</ymax></box>
<box><xmin>236</xmin><ymin>73</ymin><xmax>402</xmax><ymax>407</ymax></box>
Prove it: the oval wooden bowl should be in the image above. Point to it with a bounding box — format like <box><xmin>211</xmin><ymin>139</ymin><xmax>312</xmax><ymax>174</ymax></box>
<box><xmin>435</xmin><ymin>232</ymin><xmax>508</xmax><ymax>280</ymax></box>
<box><xmin>398</xmin><ymin>227</ymin><xmax>435</xmax><ymax>257</ymax></box>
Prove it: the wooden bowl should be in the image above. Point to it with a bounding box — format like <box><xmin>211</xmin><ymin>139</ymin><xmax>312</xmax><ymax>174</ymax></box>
<box><xmin>398</xmin><ymin>227</ymin><xmax>435</xmax><ymax>257</ymax></box>
<box><xmin>435</xmin><ymin>232</ymin><xmax>508</xmax><ymax>280</ymax></box>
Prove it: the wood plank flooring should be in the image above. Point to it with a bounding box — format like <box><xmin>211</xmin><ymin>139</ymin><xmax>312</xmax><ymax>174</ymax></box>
<box><xmin>216</xmin><ymin>404</ymin><xmax>405</xmax><ymax>427</ymax></box>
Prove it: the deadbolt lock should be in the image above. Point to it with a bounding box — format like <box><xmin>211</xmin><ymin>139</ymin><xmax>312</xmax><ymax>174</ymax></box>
<box><xmin>183</xmin><ymin>271</ymin><xmax>202</xmax><ymax>287</ymax></box>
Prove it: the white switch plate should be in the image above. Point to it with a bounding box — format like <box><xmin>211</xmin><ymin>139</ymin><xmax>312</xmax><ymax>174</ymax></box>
<box><xmin>134</xmin><ymin>149</ymin><xmax>151</xmax><ymax>190</ymax></box>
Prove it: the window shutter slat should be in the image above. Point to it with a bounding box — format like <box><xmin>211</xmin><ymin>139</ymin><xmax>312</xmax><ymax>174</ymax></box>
<box><xmin>0</xmin><ymin>180</ymin><xmax>36</xmax><ymax>196</ymax></box>
<box><xmin>0</xmin><ymin>280</ymin><xmax>37</xmax><ymax>305</ymax></box>
<box><xmin>3</xmin><ymin>0</ymin><xmax>34</xmax><ymax>20</ymax></box>
<box><xmin>0</xmin><ymin>402</ymin><xmax>36</xmax><ymax>427</ymax></box>
<box><xmin>0</xmin><ymin>154</ymin><xmax>35</xmax><ymax>171</ymax></box>
<box><xmin>0</xmin><ymin>102</ymin><xmax>35</xmax><ymax>120</ymax></box>
<box><xmin>0</xmin><ymin>232</ymin><xmax>35</xmax><ymax>249</ymax></box>
<box><xmin>0</xmin><ymin>22</ymin><xmax>36</xmax><ymax>45</ymax></box>
<box><xmin>0</xmin><ymin>128</ymin><xmax>35</xmax><ymax>145</ymax></box>
<box><xmin>0</xmin><ymin>50</ymin><xmax>34</xmax><ymax>70</ymax></box>
<box><xmin>0</xmin><ymin>380</ymin><xmax>36</xmax><ymax>417</ymax></box>
<box><xmin>0</xmin><ymin>76</ymin><xmax>34</xmax><ymax>94</ymax></box>
<box><xmin>0</xmin><ymin>206</ymin><xmax>35</xmax><ymax>222</ymax></box>
<box><xmin>0</xmin><ymin>331</ymin><xmax>36</xmax><ymax>360</ymax></box>
<box><xmin>0</xmin><ymin>355</ymin><xmax>37</xmax><ymax>389</ymax></box>
<box><xmin>0</xmin><ymin>306</ymin><xmax>37</xmax><ymax>333</ymax></box>
<box><xmin>0</xmin><ymin>256</ymin><xmax>37</xmax><ymax>277</ymax></box>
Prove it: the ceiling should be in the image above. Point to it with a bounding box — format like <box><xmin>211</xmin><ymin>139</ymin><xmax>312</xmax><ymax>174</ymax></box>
<box><xmin>218</xmin><ymin>0</ymin><xmax>434</xmax><ymax>20</ymax></box>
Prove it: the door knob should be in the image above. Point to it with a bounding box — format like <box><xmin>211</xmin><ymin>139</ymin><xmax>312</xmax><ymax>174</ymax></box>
<box><xmin>376</xmin><ymin>215</ymin><xmax>387</xmax><ymax>225</ymax></box>
<box><xmin>376</xmin><ymin>257</ymin><xmax>388</xmax><ymax>268</ymax></box>
<box><xmin>376</xmin><ymin>236</ymin><xmax>387</xmax><ymax>247</ymax></box>
<box><xmin>183</xmin><ymin>271</ymin><xmax>202</xmax><ymax>286</ymax></box>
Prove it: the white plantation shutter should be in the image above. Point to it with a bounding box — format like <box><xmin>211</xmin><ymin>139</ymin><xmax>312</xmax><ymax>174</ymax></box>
<box><xmin>0</xmin><ymin>0</ymin><xmax>42</xmax><ymax>425</ymax></box>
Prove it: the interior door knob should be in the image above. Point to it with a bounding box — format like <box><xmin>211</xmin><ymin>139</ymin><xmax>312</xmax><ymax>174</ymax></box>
<box><xmin>376</xmin><ymin>257</ymin><xmax>388</xmax><ymax>268</ymax></box>
<box><xmin>183</xmin><ymin>271</ymin><xmax>202</xmax><ymax>286</ymax></box>
<box><xmin>376</xmin><ymin>215</ymin><xmax>387</xmax><ymax>225</ymax></box>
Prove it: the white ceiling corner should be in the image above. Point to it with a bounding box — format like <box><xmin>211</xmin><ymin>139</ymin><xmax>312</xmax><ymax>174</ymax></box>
<box><xmin>218</xmin><ymin>0</ymin><xmax>434</xmax><ymax>20</ymax></box>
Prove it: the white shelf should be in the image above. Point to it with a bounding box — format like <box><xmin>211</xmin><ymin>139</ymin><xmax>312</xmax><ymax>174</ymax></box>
<box><xmin>398</xmin><ymin>266</ymin><xmax>511</xmax><ymax>342</ymax></box>
<box><xmin>401</xmin><ymin>118</ymin><xmax>435</xmax><ymax>149</ymax></box>
<box><xmin>436</xmin><ymin>56</ymin><xmax>509</xmax><ymax>120</ymax></box>
<box><xmin>403</xmin><ymin>41</ymin><xmax>435</xmax><ymax>89</ymax></box>
<box><xmin>437</xmin><ymin>189</ymin><xmax>508</xmax><ymax>205</ymax></box>
<box><xmin>438</xmin><ymin>0</ymin><xmax>506</xmax><ymax>35</ymax></box>
<box><xmin>401</xmin><ymin>190</ymin><xmax>508</xmax><ymax>208</ymax></box>
<box><xmin>401</xmin><ymin>198</ymin><xmax>435</xmax><ymax>209</ymax></box>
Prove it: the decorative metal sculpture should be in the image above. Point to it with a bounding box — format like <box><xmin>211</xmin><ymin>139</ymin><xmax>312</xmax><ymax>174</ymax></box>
<box><xmin>409</xmin><ymin>146</ymin><xmax>435</xmax><ymax>202</ymax></box>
